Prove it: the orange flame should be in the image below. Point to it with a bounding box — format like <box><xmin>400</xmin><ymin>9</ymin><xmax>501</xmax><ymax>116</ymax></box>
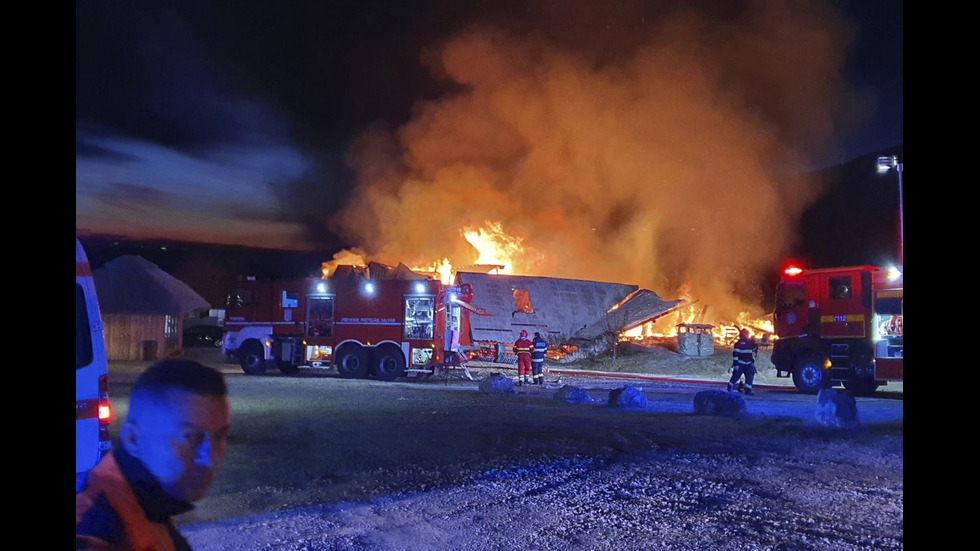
<box><xmin>463</xmin><ymin>220</ymin><xmax>533</xmax><ymax>274</ymax></box>
<box><xmin>410</xmin><ymin>258</ymin><xmax>454</xmax><ymax>284</ymax></box>
<box><xmin>321</xmin><ymin>250</ymin><xmax>368</xmax><ymax>278</ymax></box>
<box><xmin>622</xmin><ymin>305</ymin><xmax>775</xmax><ymax>346</ymax></box>
<box><xmin>408</xmin><ymin>221</ymin><xmax>531</xmax><ymax>283</ymax></box>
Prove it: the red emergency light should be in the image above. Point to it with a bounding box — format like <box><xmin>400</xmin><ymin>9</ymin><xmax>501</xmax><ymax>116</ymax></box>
<box><xmin>783</xmin><ymin>265</ymin><xmax>804</xmax><ymax>277</ymax></box>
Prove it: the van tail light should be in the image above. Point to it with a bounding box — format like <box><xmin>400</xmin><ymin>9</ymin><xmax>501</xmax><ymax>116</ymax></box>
<box><xmin>97</xmin><ymin>374</ymin><xmax>113</xmax><ymax>453</ymax></box>
<box><xmin>97</xmin><ymin>374</ymin><xmax>113</xmax><ymax>424</ymax></box>
<box><xmin>98</xmin><ymin>402</ymin><xmax>113</xmax><ymax>423</ymax></box>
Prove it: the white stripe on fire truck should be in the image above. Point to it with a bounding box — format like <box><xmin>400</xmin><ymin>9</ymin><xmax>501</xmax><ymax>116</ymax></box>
<box><xmin>335</xmin><ymin>321</ymin><xmax>403</xmax><ymax>326</ymax></box>
<box><xmin>226</xmin><ymin>322</ymin><xmax>302</xmax><ymax>326</ymax></box>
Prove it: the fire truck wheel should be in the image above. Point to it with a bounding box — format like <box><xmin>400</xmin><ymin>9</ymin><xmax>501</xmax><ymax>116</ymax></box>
<box><xmin>372</xmin><ymin>344</ymin><xmax>406</xmax><ymax>382</ymax></box>
<box><xmin>792</xmin><ymin>355</ymin><xmax>826</xmax><ymax>395</ymax></box>
<box><xmin>335</xmin><ymin>344</ymin><xmax>369</xmax><ymax>379</ymax></box>
<box><xmin>238</xmin><ymin>341</ymin><xmax>268</xmax><ymax>375</ymax></box>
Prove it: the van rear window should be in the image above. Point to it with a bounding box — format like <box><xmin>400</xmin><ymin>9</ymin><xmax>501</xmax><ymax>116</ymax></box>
<box><xmin>76</xmin><ymin>284</ymin><xmax>93</xmax><ymax>368</ymax></box>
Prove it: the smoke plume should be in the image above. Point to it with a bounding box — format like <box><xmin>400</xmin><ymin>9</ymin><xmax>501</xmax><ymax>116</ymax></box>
<box><xmin>330</xmin><ymin>1</ymin><xmax>856</xmax><ymax>322</ymax></box>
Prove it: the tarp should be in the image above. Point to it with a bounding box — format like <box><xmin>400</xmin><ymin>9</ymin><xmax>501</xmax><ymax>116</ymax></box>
<box><xmin>93</xmin><ymin>255</ymin><xmax>209</xmax><ymax>316</ymax></box>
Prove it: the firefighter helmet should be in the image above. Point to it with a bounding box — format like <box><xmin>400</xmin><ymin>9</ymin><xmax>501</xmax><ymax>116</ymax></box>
<box><xmin>739</xmin><ymin>328</ymin><xmax>750</xmax><ymax>339</ymax></box>
<box><xmin>520</xmin><ymin>330</ymin><xmax>528</xmax><ymax>338</ymax></box>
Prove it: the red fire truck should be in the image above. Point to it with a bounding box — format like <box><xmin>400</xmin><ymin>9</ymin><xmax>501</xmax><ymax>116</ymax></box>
<box><xmin>222</xmin><ymin>265</ymin><xmax>483</xmax><ymax>380</ymax></box>
<box><xmin>771</xmin><ymin>263</ymin><xmax>903</xmax><ymax>396</ymax></box>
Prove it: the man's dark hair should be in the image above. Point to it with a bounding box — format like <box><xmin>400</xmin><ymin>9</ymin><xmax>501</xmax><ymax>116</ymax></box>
<box><xmin>133</xmin><ymin>359</ymin><xmax>227</xmax><ymax>398</ymax></box>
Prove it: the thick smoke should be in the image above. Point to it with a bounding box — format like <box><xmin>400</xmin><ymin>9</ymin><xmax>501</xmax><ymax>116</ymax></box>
<box><xmin>331</xmin><ymin>1</ymin><xmax>855</xmax><ymax>322</ymax></box>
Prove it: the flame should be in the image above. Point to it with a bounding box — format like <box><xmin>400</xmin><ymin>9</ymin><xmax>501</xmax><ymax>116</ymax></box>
<box><xmin>321</xmin><ymin>249</ymin><xmax>368</xmax><ymax>278</ymax></box>
<box><xmin>323</xmin><ymin>220</ymin><xmax>774</xmax><ymax>349</ymax></box>
<box><xmin>435</xmin><ymin>258</ymin><xmax>453</xmax><ymax>284</ymax></box>
<box><xmin>410</xmin><ymin>220</ymin><xmax>533</xmax><ymax>282</ymax></box>
<box><xmin>462</xmin><ymin>220</ymin><xmax>524</xmax><ymax>274</ymax></box>
<box><xmin>410</xmin><ymin>257</ymin><xmax>454</xmax><ymax>284</ymax></box>
<box><xmin>622</xmin><ymin>305</ymin><xmax>775</xmax><ymax>346</ymax></box>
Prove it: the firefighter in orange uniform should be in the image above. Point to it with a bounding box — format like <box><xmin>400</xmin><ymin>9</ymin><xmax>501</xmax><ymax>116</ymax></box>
<box><xmin>513</xmin><ymin>330</ymin><xmax>534</xmax><ymax>386</ymax></box>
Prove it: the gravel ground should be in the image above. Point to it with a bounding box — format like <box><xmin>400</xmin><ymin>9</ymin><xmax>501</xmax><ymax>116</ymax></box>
<box><xmin>109</xmin><ymin>346</ymin><xmax>902</xmax><ymax>551</ymax></box>
<box><xmin>183</xmin><ymin>436</ymin><xmax>903</xmax><ymax>551</ymax></box>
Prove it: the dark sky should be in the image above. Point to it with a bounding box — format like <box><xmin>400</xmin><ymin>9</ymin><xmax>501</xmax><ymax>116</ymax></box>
<box><xmin>76</xmin><ymin>0</ymin><xmax>902</xmax><ymax>318</ymax></box>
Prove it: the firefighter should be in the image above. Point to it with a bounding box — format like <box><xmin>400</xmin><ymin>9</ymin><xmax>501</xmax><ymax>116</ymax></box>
<box><xmin>513</xmin><ymin>330</ymin><xmax>534</xmax><ymax>385</ymax></box>
<box><xmin>531</xmin><ymin>332</ymin><xmax>548</xmax><ymax>385</ymax></box>
<box><xmin>728</xmin><ymin>328</ymin><xmax>758</xmax><ymax>394</ymax></box>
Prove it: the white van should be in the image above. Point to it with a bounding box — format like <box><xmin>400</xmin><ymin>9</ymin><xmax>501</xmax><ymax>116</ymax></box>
<box><xmin>76</xmin><ymin>238</ymin><xmax>113</xmax><ymax>492</ymax></box>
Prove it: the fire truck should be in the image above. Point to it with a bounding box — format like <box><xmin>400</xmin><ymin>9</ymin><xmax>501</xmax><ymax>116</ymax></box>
<box><xmin>771</xmin><ymin>263</ymin><xmax>903</xmax><ymax>396</ymax></box>
<box><xmin>222</xmin><ymin>265</ymin><xmax>484</xmax><ymax>380</ymax></box>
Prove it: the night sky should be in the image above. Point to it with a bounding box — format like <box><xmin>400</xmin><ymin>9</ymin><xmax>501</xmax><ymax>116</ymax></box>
<box><xmin>76</xmin><ymin>0</ymin><xmax>902</xmax><ymax>317</ymax></box>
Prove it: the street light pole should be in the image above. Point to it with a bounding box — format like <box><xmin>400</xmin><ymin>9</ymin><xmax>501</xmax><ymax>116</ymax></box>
<box><xmin>877</xmin><ymin>155</ymin><xmax>903</xmax><ymax>266</ymax></box>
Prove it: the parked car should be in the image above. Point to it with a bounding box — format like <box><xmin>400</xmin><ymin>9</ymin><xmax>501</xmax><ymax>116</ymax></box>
<box><xmin>183</xmin><ymin>324</ymin><xmax>224</xmax><ymax>348</ymax></box>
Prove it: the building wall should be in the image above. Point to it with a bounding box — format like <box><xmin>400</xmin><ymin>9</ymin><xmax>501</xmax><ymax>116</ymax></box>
<box><xmin>103</xmin><ymin>313</ymin><xmax>181</xmax><ymax>361</ymax></box>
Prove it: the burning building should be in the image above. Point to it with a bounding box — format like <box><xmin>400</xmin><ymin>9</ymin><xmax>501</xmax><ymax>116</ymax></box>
<box><xmin>455</xmin><ymin>271</ymin><xmax>683</xmax><ymax>361</ymax></box>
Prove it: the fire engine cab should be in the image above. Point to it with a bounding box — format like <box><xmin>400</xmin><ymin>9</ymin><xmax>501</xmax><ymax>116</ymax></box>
<box><xmin>771</xmin><ymin>263</ymin><xmax>903</xmax><ymax>396</ymax></box>
<box><xmin>222</xmin><ymin>265</ymin><xmax>483</xmax><ymax>380</ymax></box>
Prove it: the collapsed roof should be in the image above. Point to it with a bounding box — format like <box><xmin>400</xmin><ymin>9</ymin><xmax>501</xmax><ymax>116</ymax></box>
<box><xmin>455</xmin><ymin>272</ymin><xmax>683</xmax><ymax>344</ymax></box>
<box><xmin>330</xmin><ymin>261</ymin><xmax>427</xmax><ymax>281</ymax></box>
<box><xmin>575</xmin><ymin>289</ymin><xmax>685</xmax><ymax>341</ymax></box>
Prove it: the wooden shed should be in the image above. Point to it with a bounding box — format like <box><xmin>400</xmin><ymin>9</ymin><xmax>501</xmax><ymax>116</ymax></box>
<box><xmin>93</xmin><ymin>255</ymin><xmax>210</xmax><ymax>361</ymax></box>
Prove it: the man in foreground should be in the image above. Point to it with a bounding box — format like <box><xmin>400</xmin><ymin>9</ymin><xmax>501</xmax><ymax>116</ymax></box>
<box><xmin>76</xmin><ymin>359</ymin><xmax>232</xmax><ymax>551</ymax></box>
